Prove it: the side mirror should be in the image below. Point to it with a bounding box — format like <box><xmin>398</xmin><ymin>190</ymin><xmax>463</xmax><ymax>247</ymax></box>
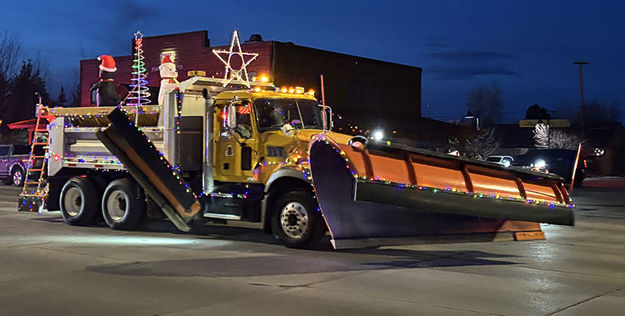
<box><xmin>224</xmin><ymin>105</ymin><xmax>237</xmax><ymax>132</ymax></box>
<box><xmin>326</xmin><ymin>106</ymin><xmax>334</xmax><ymax>131</ymax></box>
<box><xmin>318</xmin><ymin>104</ymin><xmax>334</xmax><ymax>131</ymax></box>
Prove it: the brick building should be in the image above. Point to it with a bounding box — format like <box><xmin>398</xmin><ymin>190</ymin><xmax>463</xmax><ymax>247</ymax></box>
<box><xmin>80</xmin><ymin>30</ymin><xmax>422</xmax><ymax>129</ymax></box>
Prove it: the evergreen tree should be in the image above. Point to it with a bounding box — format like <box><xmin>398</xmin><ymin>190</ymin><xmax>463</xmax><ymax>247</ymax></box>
<box><xmin>525</xmin><ymin>104</ymin><xmax>551</xmax><ymax>120</ymax></box>
<box><xmin>5</xmin><ymin>60</ymin><xmax>51</xmax><ymax>122</ymax></box>
<box><xmin>57</xmin><ymin>86</ymin><xmax>67</xmax><ymax>106</ymax></box>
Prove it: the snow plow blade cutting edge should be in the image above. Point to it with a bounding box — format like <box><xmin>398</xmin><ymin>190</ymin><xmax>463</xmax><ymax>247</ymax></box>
<box><xmin>309</xmin><ymin>135</ymin><xmax>574</xmax><ymax>249</ymax></box>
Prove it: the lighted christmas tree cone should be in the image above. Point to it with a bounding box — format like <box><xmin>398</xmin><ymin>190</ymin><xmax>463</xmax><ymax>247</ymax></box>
<box><xmin>127</xmin><ymin>31</ymin><xmax>151</xmax><ymax>108</ymax></box>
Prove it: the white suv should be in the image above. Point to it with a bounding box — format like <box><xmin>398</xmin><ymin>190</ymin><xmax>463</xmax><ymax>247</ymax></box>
<box><xmin>485</xmin><ymin>155</ymin><xmax>514</xmax><ymax>167</ymax></box>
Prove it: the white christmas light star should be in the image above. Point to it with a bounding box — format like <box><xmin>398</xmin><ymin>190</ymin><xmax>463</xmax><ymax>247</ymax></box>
<box><xmin>212</xmin><ymin>30</ymin><xmax>258</xmax><ymax>88</ymax></box>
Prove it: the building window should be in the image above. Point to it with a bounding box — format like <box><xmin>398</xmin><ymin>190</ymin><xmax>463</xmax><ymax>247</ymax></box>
<box><xmin>161</xmin><ymin>51</ymin><xmax>176</xmax><ymax>63</ymax></box>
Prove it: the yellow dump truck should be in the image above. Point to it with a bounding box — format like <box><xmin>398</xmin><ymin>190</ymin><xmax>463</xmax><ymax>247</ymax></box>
<box><xmin>27</xmin><ymin>77</ymin><xmax>573</xmax><ymax>249</ymax></box>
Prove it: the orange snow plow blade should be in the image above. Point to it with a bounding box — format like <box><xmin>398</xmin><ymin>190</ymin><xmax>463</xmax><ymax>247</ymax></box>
<box><xmin>309</xmin><ymin>135</ymin><xmax>574</xmax><ymax>249</ymax></box>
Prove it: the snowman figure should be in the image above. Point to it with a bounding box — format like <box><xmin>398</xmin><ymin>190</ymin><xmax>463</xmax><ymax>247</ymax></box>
<box><xmin>90</xmin><ymin>55</ymin><xmax>120</xmax><ymax>106</ymax></box>
<box><xmin>158</xmin><ymin>55</ymin><xmax>179</xmax><ymax>105</ymax></box>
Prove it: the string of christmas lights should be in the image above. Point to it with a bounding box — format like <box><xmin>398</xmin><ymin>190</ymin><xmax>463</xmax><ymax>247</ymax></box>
<box><xmin>212</xmin><ymin>30</ymin><xmax>259</xmax><ymax>88</ymax></box>
<box><xmin>309</xmin><ymin>134</ymin><xmax>574</xmax><ymax>209</ymax></box>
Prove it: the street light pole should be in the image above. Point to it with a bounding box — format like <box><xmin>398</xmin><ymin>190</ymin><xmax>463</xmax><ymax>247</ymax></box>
<box><xmin>573</xmin><ymin>61</ymin><xmax>589</xmax><ymax>139</ymax></box>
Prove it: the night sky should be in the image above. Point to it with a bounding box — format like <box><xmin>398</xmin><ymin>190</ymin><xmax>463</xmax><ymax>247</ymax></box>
<box><xmin>1</xmin><ymin>0</ymin><xmax>623</xmax><ymax>122</ymax></box>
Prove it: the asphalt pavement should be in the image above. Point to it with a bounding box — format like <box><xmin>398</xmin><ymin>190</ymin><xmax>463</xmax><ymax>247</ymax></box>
<box><xmin>0</xmin><ymin>185</ymin><xmax>624</xmax><ymax>315</ymax></box>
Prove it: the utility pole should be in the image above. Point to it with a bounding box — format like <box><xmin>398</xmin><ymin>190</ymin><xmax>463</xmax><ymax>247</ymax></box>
<box><xmin>573</xmin><ymin>61</ymin><xmax>589</xmax><ymax>139</ymax></box>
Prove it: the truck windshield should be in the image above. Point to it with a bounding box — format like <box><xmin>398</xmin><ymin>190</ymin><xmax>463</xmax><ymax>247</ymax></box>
<box><xmin>254</xmin><ymin>98</ymin><xmax>322</xmax><ymax>132</ymax></box>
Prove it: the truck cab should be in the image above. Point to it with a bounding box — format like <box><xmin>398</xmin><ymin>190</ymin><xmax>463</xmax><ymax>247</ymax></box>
<box><xmin>197</xmin><ymin>87</ymin><xmax>337</xmax><ymax>247</ymax></box>
<box><xmin>212</xmin><ymin>90</ymin><xmax>323</xmax><ymax>182</ymax></box>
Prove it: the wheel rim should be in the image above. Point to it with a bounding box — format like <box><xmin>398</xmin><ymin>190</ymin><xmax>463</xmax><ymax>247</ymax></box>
<box><xmin>64</xmin><ymin>187</ymin><xmax>83</xmax><ymax>217</ymax></box>
<box><xmin>106</xmin><ymin>190</ymin><xmax>128</xmax><ymax>222</ymax></box>
<box><xmin>13</xmin><ymin>170</ymin><xmax>22</xmax><ymax>185</ymax></box>
<box><xmin>280</xmin><ymin>202</ymin><xmax>309</xmax><ymax>239</ymax></box>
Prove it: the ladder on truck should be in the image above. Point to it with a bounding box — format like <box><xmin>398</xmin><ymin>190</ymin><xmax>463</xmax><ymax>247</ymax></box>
<box><xmin>18</xmin><ymin>106</ymin><xmax>49</xmax><ymax>212</ymax></box>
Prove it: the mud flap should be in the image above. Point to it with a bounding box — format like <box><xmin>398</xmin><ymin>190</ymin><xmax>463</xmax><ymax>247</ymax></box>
<box><xmin>309</xmin><ymin>137</ymin><xmax>574</xmax><ymax>249</ymax></box>
<box><xmin>96</xmin><ymin>107</ymin><xmax>200</xmax><ymax>232</ymax></box>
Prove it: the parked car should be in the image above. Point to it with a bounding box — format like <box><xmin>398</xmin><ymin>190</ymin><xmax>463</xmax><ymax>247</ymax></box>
<box><xmin>485</xmin><ymin>155</ymin><xmax>514</xmax><ymax>167</ymax></box>
<box><xmin>511</xmin><ymin>149</ymin><xmax>584</xmax><ymax>185</ymax></box>
<box><xmin>0</xmin><ymin>144</ymin><xmax>30</xmax><ymax>186</ymax></box>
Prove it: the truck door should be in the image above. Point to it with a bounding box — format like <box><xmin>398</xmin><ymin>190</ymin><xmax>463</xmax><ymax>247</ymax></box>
<box><xmin>215</xmin><ymin>100</ymin><xmax>259</xmax><ymax>182</ymax></box>
<box><xmin>0</xmin><ymin>146</ymin><xmax>9</xmax><ymax>177</ymax></box>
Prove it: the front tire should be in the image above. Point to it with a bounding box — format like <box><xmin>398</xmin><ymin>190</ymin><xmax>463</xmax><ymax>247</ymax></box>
<box><xmin>59</xmin><ymin>177</ymin><xmax>99</xmax><ymax>225</ymax></box>
<box><xmin>102</xmin><ymin>178</ymin><xmax>146</xmax><ymax>230</ymax></box>
<box><xmin>271</xmin><ymin>190</ymin><xmax>325</xmax><ymax>249</ymax></box>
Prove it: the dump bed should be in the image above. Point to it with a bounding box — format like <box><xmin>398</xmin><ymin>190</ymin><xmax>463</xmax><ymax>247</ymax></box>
<box><xmin>47</xmin><ymin>105</ymin><xmax>162</xmax><ymax>176</ymax></box>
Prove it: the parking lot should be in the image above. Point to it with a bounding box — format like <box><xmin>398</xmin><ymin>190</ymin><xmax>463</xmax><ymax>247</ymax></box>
<box><xmin>0</xmin><ymin>185</ymin><xmax>624</xmax><ymax>315</ymax></box>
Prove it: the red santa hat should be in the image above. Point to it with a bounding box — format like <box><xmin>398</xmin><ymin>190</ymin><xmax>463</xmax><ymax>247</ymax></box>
<box><xmin>160</xmin><ymin>55</ymin><xmax>174</xmax><ymax>67</ymax></box>
<box><xmin>98</xmin><ymin>55</ymin><xmax>117</xmax><ymax>72</ymax></box>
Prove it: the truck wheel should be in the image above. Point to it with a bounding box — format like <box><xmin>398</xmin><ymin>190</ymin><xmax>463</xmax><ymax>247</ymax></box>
<box><xmin>102</xmin><ymin>179</ymin><xmax>146</xmax><ymax>230</ymax></box>
<box><xmin>11</xmin><ymin>167</ymin><xmax>24</xmax><ymax>186</ymax></box>
<box><xmin>59</xmin><ymin>177</ymin><xmax>99</xmax><ymax>225</ymax></box>
<box><xmin>271</xmin><ymin>190</ymin><xmax>325</xmax><ymax>249</ymax></box>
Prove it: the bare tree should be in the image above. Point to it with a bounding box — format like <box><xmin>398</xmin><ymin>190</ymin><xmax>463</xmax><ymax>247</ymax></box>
<box><xmin>533</xmin><ymin>123</ymin><xmax>581</xmax><ymax>150</ymax></box>
<box><xmin>0</xmin><ymin>31</ymin><xmax>21</xmax><ymax>78</ymax></box>
<box><xmin>0</xmin><ymin>31</ymin><xmax>21</xmax><ymax>100</ymax></box>
<box><xmin>584</xmin><ymin>100</ymin><xmax>622</xmax><ymax>124</ymax></box>
<box><xmin>465</xmin><ymin>128</ymin><xmax>498</xmax><ymax>159</ymax></box>
<box><xmin>0</xmin><ymin>31</ymin><xmax>22</xmax><ymax>129</ymax></box>
<box><xmin>552</xmin><ymin>99</ymin><xmax>622</xmax><ymax>124</ymax></box>
<box><xmin>466</xmin><ymin>82</ymin><xmax>503</xmax><ymax>127</ymax></box>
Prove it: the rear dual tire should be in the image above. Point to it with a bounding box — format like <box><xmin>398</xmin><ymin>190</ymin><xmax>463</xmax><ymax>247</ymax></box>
<box><xmin>101</xmin><ymin>179</ymin><xmax>146</xmax><ymax>230</ymax></box>
<box><xmin>59</xmin><ymin>177</ymin><xmax>100</xmax><ymax>225</ymax></box>
<box><xmin>59</xmin><ymin>176</ymin><xmax>145</xmax><ymax>230</ymax></box>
